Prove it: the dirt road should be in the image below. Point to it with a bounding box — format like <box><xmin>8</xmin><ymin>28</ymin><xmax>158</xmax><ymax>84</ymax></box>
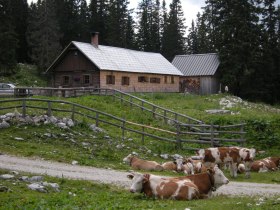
<box><xmin>1</xmin><ymin>154</ymin><xmax>280</xmax><ymax>197</ymax></box>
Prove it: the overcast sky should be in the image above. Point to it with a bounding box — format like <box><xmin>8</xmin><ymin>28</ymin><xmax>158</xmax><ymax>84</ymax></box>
<box><xmin>27</xmin><ymin>0</ymin><xmax>280</xmax><ymax>29</ymax></box>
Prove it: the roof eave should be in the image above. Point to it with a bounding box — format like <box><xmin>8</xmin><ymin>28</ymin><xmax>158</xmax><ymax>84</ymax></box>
<box><xmin>45</xmin><ymin>42</ymin><xmax>73</xmax><ymax>73</ymax></box>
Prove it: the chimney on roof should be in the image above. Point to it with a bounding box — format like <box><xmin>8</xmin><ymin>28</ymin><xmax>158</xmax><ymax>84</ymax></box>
<box><xmin>91</xmin><ymin>32</ymin><xmax>99</xmax><ymax>47</ymax></box>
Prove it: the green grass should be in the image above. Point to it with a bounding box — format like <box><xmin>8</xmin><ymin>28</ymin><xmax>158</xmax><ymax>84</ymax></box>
<box><xmin>1</xmin><ymin>69</ymin><xmax>280</xmax><ymax>208</ymax></box>
<box><xmin>1</xmin><ymin>169</ymin><xmax>280</xmax><ymax>210</ymax></box>
<box><xmin>1</xmin><ymin>123</ymin><xmax>280</xmax><ymax>184</ymax></box>
<box><xmin>0</xmin><ymin>63</ymin><xmax>47</xmax><ymax>87</ymax></box>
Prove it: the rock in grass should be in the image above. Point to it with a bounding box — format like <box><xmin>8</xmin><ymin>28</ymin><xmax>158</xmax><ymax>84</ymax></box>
<box><xmin>42</xmin><ymin>182</ymin><xmax>60</xmax><ymax>192</ymax></box>
<box><xmin>27</xmin><ymin>183</ymin><xmax>47</xmax><ymax>193</ymax></box>
<box><xmin>19</xmin><ymin>176</ymin><xmax>44</xmax><ymax>182</ymax></box>
<box><xmin>89</xmin><ymin>124</ymin><xmax>104</xmax><ymax>133</ymax></box>
<box><xmin>0</xmin><ymin>174</ymin><xmax>15</xmax><ymax>180</ymax></box>
<box><xmin>29</xmin><ymin>176</ymin><xmax>44</xmax><ymax>182</ymax></box>
<box><xmin>0</xmin><ymin>121</ymin><xmax>10</xmax><ymax>129</ymax></box>
<box><xmin>0</xmin><ymin>186</ymin><xmax>9</xmax><ymax>192</ymax></box>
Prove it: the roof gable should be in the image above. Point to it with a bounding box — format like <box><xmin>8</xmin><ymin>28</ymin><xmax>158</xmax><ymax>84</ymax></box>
<box><xmin>47</xmin><ymin>41</ymin><xmax>182</xmax><ymax>76</ymax></box>
<box><xmin>172</xmin><ymin>53</ymin><xmax>220</xmax><ymax>76</ymax></box>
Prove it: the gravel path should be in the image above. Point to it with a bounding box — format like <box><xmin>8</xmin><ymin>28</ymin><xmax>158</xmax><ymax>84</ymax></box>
<box><xmin>1</xmin><ymin>154</ymin><xmax>280</xmax><ymax>197</ymax></box>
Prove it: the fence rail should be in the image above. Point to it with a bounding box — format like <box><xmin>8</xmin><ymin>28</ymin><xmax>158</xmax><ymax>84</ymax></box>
<box><xmin>0</xmin><ymin>98</ymin><xmax>246</xmax><ymax>150</ymax></box>
<box><xmin>13</xmin><ymin>87</ymin><xmax>202</xmax><ymax>126</ymax></box>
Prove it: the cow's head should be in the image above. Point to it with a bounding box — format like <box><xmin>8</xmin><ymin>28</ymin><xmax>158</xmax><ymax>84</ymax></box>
<box><xmin>208</xmin><ymin>165</ymin><xmax>229</xmax><ymax>190</ymax></box>
<box><xmin>127</xmin><ymin>172</ymin><xmax>149</xmax><ymax>193</ymax></box>
<box><xmin>248</xmin><ymin>148</ymin><xmax>256</xmax><ymax>160</ymax></box>
<box><xmin>240</xmin><ymin>148</ymin><xmax>256</xmax><ymax>161</ymax></box>
<box><xmin>123</xmin><ymin>154</ymin><xmax>134</xmax><ymax>165</ymax></box>
<box><xmin>173</xmin><ymin>158</ymin><xmax>185</xmax><ymax>171</ymax></box>
<box><xmin>197</xmin><ymin>149</ymin><xmax>205</xmax><ymax>159</ymax></box>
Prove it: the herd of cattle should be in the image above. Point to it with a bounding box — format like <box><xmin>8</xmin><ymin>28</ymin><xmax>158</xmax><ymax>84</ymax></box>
<box><xmin>123</xmin><ymin>146</ymin><xmax>280</xmax><ymax>200</ymax></box>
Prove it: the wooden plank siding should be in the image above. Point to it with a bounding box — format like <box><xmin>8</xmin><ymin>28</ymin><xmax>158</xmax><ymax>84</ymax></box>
<box><xmin>180</xmin><ymin>75</ymin><xmax>219</xmax><ymax>95</ymax></box>
<box><xmin>100</xmin><ymin>70</ymin><xmax>180</xmax><ymax>92</ymax></box>
<box><xmin>51</xmin><ymin>48</ymin><xmax>100</xmax><ymax>88</ymax></box>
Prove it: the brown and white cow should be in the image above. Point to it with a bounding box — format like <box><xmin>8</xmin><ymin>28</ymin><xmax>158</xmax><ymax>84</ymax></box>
<box><xmin>250</xmin><ymin>157</ymin><xmax>280</xmax><ymax>172</ymax></box>
<box><xmin>175</xmin><ymin>165</ymin><xmax>229</xmax><ymax>198</ymax></box>
<box><xmin>123</xmin><ymin>154</ymin><xmax>163</xmax><ymax>171</ymax></box>
<box><xmin>161</xmin><ymin>158</ymin><xmax>185</xmax><ymax>172</ymax></box>
<box><xmin>127</xmin><ymin>165</ymin><xmax>229</xmax><ymax>200</ymax></box>
<box><xmin>197</xmin><ymin>146</ymin><xmax>256</xmax><ymax>178</ymax></box>
<box><xmin>127</xmin><ymin>172</ymin><xmax>201</xmax><ymax>200</ymax></box>
<box><xmin>191</xmin><ymin>159</ymin><xmax>208</xmax><ymax>174</ymax></box>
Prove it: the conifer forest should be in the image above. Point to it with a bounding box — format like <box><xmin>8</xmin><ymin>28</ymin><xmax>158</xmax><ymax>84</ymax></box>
<box><xmin>1</xmin><ymin>0</ymin><xmax>280</xmax><ymax>104</ymax></box>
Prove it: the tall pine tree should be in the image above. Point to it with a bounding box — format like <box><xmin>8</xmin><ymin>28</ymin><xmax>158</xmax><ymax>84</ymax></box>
<box><xmin>0</xmin><ymin>0</ymin><xmax>18</xmax><ymax>74</ymax></box>
<box><xmin>89</xmin><ymin>0</ymin><xmax>109</xmax><ymax>45</ymax></box>
<box><xmin>11</xmin><ymin>0</ymin><xmax>29</xmax><ymax>63</ymax></box>
<box><xmin>27</xmin><ymin>0</ymin><xmax>61</xmax><ymax>71</ymax></box>
<box><xmin>107</xmin><ymin>0</ymin><xmax>134</xmax><ymax>48</ymax></box>
<box><xmin>161</xmin><ymin>0</ymin><xmax>186</xmax><ymax>61</ymax></box>
<box><xmin>136</xmin><ymin>0</ymin><xmax>161</xmax><ymax>52</ymax></box>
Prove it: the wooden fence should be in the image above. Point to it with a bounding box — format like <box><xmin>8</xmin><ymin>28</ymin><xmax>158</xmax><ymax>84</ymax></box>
<box><xmin>14</xmin><ymin>87</ymin><xmax>202</xmax><ymax>126</ymax></box>
<box><xmin>0</xmin><ymin>98</ymin><xmax>246</xmax><ymax>150</ymax></box>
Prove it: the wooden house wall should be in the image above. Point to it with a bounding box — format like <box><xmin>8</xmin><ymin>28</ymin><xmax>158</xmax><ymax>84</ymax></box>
<box><xmin>180</xmin><ymin>75</ymin><xmax>219</xmax><ymax>95</ymax></box>
<box><xmin>51</xmin><ymin>49</ymin><xmax>100</xmax><ymax>88</ymax></box>
<box><xmin>100</xmin><ymin>70</ymin><xmax>180</xmax><ymax>92</ymax></box>
<box><xmin>200</xmin><ymin>76</ymin><xmax>219</xmax><ymax>94</ymax></box>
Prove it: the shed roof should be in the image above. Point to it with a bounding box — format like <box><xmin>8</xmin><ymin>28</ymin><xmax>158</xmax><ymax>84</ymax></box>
<box><xmin>172</xmin><ymin>53</ymin><xmax>220</xmax><ymax>76</ymax></box>
<box><xmin>47</xmin><ymin>41</ymin><xmax>182</xmax><ymax>76</ymax></box>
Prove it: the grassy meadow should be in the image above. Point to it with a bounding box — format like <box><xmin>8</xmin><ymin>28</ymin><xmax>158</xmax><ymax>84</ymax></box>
<box><xmin>1</xmin><ymin>65</ymin><xmax>280</xmax><ymax>209</ymax></box>
<box><xmin>1</xmin><ymin>168</ymin><xmax>280</xmax><ymax>210</ymax></box>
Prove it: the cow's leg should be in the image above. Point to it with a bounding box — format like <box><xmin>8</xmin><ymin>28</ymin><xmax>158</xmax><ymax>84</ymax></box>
<box><xmin>229</xmin><ymin>162</ymin><xmax>237</xmax><ymax>178</ymax></box>
<box><xmin>244</xmin><ymin>161</ymin><xmax>252</xmax><ymax>178</ymax></box>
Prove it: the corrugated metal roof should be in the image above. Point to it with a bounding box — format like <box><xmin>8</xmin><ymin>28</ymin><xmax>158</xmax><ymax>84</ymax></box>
<box><xmin>70</xmin><ymin>41</ymin><xmax>183</xmax><ymax>76</ymax></box>
<box><xmin>172</xmin><ymin>53</ymin><xmax>220</xmax><ymax>76</ymax></box>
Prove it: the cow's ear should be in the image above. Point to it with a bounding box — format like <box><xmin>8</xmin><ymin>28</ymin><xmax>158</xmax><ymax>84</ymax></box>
<box><xmin>173</xmin><ymin>161</ymin><xmax>177</xmax><ymax>165</ymax></box>
<box><xmin>127</xmin><ymin>174</ymin><xmax>134</xmax><ymax>179</ymax></box>
<box><xmin>143</xmin><ymin>177</ymin><xmax>149</xmax><ymax>183</ymax></box>
<box><xmin>207</xmin><ymin>168</ymin><xmax>214</xmax><ymax>175</ymax></box>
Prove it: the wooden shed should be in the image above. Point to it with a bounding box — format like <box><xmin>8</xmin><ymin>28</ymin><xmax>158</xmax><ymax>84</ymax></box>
<box><xmin>46</xmin><ymin>33</ymin><xmax>183</xmax><ymax>93</ymax></box>
<box><xmin>172</xmin><ymin>53</ymin><xmax>221</xmax><ymax>95</ymax></box>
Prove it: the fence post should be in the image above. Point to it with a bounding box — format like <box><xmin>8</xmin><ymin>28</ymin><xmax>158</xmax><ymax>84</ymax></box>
<box><xmin>240</xmin><ymin>124</ymin><xmax>245</xmax><ymax>146</ymax></box>
<box><xmin>95</xmin><ymin>113</ymin><xmax>99</xmax><ymax>127</ymax></box>
<box><xmin>142</xmin><ymin>126</ymin><xmax>145</xmax><ymax>144</ymax></box>
<box><xmin>121</xmin><ymin>94</ymin><xmax>123</xmax><ymax>104</ymax></box>
<box><xmin>22</xmin><ymin>99</ymin><xmax>26</xmax><ymax>118</ymax></box>
<box><xmin>164</xmin><ymin>110</ymin><xmax>167</xmax><ymax>123</ymax></box>
<box><xmin>176</xmin><ymin>123</ymin><xmax>181</xmax><ymax>149</ymax></box>
<box><xmin>113</xmin><ymin>89</ymin><xmax>115</xmax><ymax>102</ymax></box>
<box><xmin>153</xmin><ymin>106</ymin><xmax>156</xmax><ymax>118</ymax></box>
<box><xmin>47</xmin><ymin>101</ymin><xmax>52</xmax><ymax>117</ymax></box>
<box><xmin>71</xmin><ymin>105</ymin><xmax>75</xmax><ymax>120</ymax></box>
<box><xmin>141</xmin><ymin>101</ymin><xmax>144</xmax><ymax>111</ymax></box>
<box><xmin>210</xmin><ymin>123</ymin><xmax>214</xmax><ymax>147</ymax></box>
<box><xmin>130</xmin><ymin>97</ymin><xmax>133</xmax><ymax>108</ymax></box>
<box><xmin>122</xmin><ymin>120</ymin><xmax>125</xmax><ymax>141</ymax></box>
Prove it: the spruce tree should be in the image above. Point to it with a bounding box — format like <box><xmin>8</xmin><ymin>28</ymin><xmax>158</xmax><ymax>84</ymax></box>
<box><xmin>0</xmin><ymin>0</ymin><xmax>18</xmax><ymax>74</ymax></box>
<box><xmin>10</xmin><ymin>0</ymin><xmax>29</xmax><ymax>63</ymax></box>
<box><xmin>136</xmin><ymin>0</ymin><xmax>162</xmax><ymax>52</ymax></box>
<box><xmin>88</xmin><ymin>0</ymin><xmax>109</xmax><ymax>45</ymax></box>
<box><xmin>161</xmin><ymin>0</ymin><xmax>186</xmax><ymax>61</ymax></box>
<box><xmin>27</xmin><ymin>0</ymin><xmax>61</xmax><ymax>71</ymax></box>
<box><xmin>252</xmin><ymin>0</ymin><xmax>279</xmax><ymax>103</ymax></box>
<box><xmin>107</xmin><ymin>0</ymin><xmax>134</xmax><ymax>48</ymax></box>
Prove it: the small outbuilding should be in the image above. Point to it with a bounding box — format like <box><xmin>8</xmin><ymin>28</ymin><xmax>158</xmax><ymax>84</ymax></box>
<box><xmin>172</xmin><ymin>53</ymin><xmax>221</xmax><ymax>95</ymax></box>
<box><xmin>46</xmin><ymin>32</ymin><xmax>182</xmax><ymax>93</ymax></box>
